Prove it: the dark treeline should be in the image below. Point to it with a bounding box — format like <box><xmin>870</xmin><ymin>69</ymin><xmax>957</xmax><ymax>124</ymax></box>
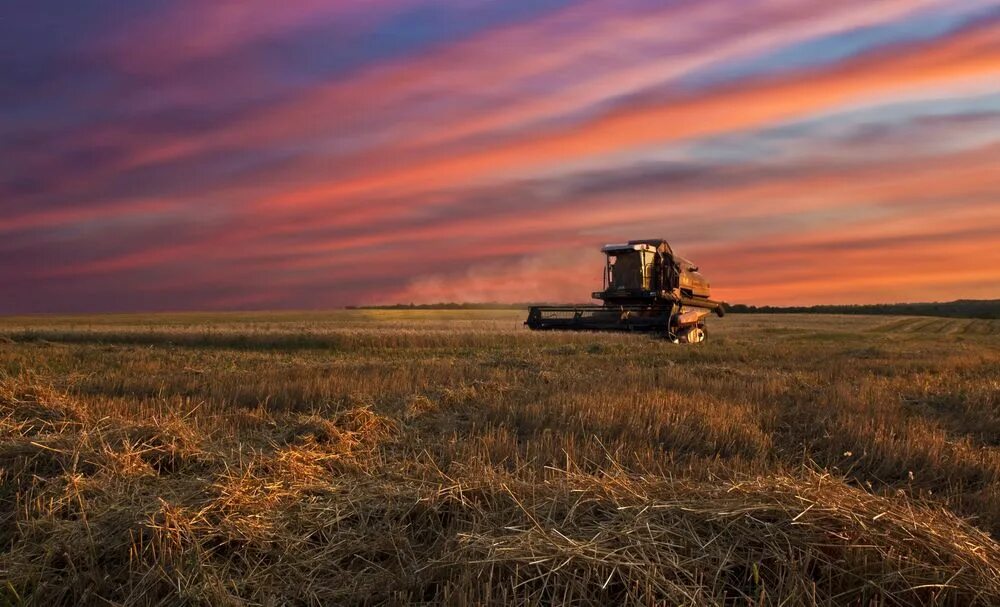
<box><xmin>350</xmin><ymin>299</ymin><xmax>999</xmax><ymax>319</ymax></box>
<box><xmin>345</xmin><ymin>302</ymin><xmax>561</xmax><ymax>310</ymax></box>
<box><xmin>725</xmin><ymin>299</ymin><xmax>999</xmax><ymax>319</ymax></box>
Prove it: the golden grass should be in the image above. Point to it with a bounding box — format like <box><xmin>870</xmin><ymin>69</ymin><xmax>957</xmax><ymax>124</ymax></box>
<box><xmin>1</xmin><ymin>311</ymin><xmax>999</xmax><ymax>605</ymax></box>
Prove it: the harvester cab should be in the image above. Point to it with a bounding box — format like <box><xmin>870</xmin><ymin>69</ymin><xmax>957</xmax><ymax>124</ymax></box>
<box><xmin>526</xmin><ymin>239</ymin><xmax>724</xmax><ymax>342</ymax></box>
<box><xmin>602</xmin><ymin>243</ymin><xmax>658</xmax><ymax>296</ymax></box>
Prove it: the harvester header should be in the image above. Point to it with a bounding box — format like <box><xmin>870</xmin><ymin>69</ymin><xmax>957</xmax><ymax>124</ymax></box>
<box><xmin>526</xmin><ymin>239</ymin><xmax>724</xmax><ymax>342</ymax></box>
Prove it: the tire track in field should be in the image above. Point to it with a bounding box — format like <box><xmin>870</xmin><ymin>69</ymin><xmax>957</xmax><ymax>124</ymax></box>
<box><xmin>870</xmin><ymin>316</ymin><xmax>999</xmax><ymax>336</ymax></box>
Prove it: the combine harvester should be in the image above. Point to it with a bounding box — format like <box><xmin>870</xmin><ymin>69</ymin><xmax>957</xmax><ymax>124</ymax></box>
<box><xmin>525</xmin><ymin>239</ymin><xmax>725</xmax><ymax>343</ymax></box>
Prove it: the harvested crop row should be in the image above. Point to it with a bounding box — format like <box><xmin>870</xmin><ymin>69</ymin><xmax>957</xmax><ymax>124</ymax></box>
<box><xmin>3</xmin><ymin>369</ymin><xmax>1000</xmax><ymax>605</ymax></box>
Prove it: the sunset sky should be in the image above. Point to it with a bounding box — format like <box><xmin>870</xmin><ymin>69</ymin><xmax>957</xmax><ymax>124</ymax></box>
<box><xmin>3</xmin><ymin>0</ymin><xmax>999</xmax><ymax>313</ymax></box>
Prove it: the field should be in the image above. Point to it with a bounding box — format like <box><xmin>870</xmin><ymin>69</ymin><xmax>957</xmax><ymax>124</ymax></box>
<box><xmin>1</xmin><ymin>310</ymin><xmax>999</xmax><ymax>606</ymax></box>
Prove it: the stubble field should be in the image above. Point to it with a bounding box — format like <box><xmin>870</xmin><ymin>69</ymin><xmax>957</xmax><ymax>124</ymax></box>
<box><xmin>1</xmin><ymin>310</ymin><xmax>998</xmax><ymax>606</ymax></box>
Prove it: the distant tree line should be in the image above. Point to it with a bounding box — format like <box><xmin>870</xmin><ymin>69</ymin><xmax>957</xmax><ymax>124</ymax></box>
<box><xmin>345</xmin><ymin>302</ymin><xmax>564</xmax><ymax>310</ymax></box>
<box><xmin>348</xmin><ymin>299</ymin><xmax>999</xmax><ymax>319</ymax></box>
<box><xmin>725</xmin><ymin>299</ymin><xmax>999</xmax><ymax>319</ymax></box>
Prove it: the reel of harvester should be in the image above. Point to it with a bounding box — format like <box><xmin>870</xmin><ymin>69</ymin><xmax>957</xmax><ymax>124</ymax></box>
<box><xmin>525</xmin><ymin>239</ymin><xmax>724</xmax><ymax>342</ymax></box>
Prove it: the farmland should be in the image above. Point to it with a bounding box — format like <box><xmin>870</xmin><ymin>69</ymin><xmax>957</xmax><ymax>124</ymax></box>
<box><xmin>1</xmin><ymin>311</ymin><xmax>999</xmax><ymax>605</ymax></box>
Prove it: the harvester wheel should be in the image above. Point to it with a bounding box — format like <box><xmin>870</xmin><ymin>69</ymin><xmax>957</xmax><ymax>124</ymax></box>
<box><xmin>678</xmin><ymin>325</ymin><xmax>706</xmax><ymax>344</ymax></box>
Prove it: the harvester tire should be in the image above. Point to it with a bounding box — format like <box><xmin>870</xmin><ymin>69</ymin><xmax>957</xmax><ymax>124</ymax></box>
<box><xmin>676</xmin><ymin>325</ymin><xmax>706</xmax><ymax>344</ymax></box>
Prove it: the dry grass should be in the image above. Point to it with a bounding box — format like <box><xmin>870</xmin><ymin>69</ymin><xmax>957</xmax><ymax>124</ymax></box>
<box><xmin>1</xmin><ymin>311</ymin><xmax>999</xmax><ymax>605</ymax></box>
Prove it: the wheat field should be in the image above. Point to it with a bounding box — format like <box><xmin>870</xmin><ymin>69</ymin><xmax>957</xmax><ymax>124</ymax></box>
<box><xmin>1</xmin><ymin>311</ymin><xmax>998</xmax><ymax>605</ymax></box>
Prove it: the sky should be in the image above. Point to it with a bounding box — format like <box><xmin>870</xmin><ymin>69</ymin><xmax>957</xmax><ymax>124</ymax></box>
<box><xmin>2</xmin><ymin>0</ymin><xmax>999</xmax><ymax>313</ymax></box>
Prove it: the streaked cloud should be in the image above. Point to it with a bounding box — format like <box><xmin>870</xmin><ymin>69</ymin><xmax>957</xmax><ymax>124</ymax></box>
<box><xmin>1</xmin><ymin>0</ymin><xmax>998</xmax><ymax>312</ymax></box>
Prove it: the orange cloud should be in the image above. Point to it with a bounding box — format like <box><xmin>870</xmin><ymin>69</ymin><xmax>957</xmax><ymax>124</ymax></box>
<box><xmin>261</xmin><ymin>20</ymin><xmax>1000</xmax><ymax>210</ymax></box>
<box><xmin>75</xmin><ymin>0</ymin><xmax>967</xmax><ymax>198</ymax></box>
